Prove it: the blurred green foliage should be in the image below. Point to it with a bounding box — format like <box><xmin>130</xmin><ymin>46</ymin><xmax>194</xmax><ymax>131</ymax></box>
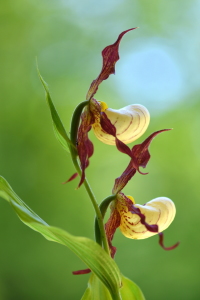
<box><xmin>0</xmin><ymin>0</ymin><xmax>200</xmax><ymax>299</ymax></box>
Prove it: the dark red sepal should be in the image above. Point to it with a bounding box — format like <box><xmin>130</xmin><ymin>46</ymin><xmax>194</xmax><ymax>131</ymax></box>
<box><xmin>113</xmin><ymin>129</ymin><xmax>171</xmax><ymax>194</ymax></box>
<box><xmin>72</xmin><ymin>268</ymin><xmax>91</xmax><ymax>275</ymax></box>
<box><xmin>76</xmin><ymin>99</ymin><xmax>102</xmax><ymax>188</ymax></box>
<box><xmin>62</xmin><ymin>173</ymin><xmax>78</xmax><ymax>184</ymax></box>
<box><xmin>86</xmin><ymin>28</ymin><xmax>137</xmax><ymax>100</ymax></box>
<box><xmin>158</xmin><ymin>232</ymin><xmax>180</xmax><ymax>251</ymax></box>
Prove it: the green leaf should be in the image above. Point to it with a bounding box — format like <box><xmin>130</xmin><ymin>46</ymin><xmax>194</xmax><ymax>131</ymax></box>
<box><xmin>82</xmin><ymin>273</ymin><xmax>113</xmax><ymax>300</ymax></box>
<box><xmin>82</xmin><ymin>274</ymin><xmax>145</xmax><ymax>300</ymax></box>
<box><xmin>37</xmin><ymin>65</ymin><xmax>72</xmax><ymax>153</ymax></box>
<box><xmin>120</xmin><ymin>276</ymin><xmax>145</xmax><ymax>300</ymax></box>
<box><xmin>0</xmin><ymin>176</ymin><xmax>122</xmax><ymax>300</ymax></box>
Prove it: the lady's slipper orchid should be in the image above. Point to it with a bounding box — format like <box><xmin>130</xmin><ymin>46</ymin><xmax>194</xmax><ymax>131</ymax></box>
<box><xmin>92</xmin><ymin>103</ymin><xmax>150</xmax><ymax>145</ymax></box>
<box><xmin>105</xmin><ymin>192</ymin><xmax>179</xmax><ymax>258</ymax></box>
<box><xmin>117</xmin><ymin>195</ymin><xmax>176</xmax><ymax>239</ymax></box>
<box><xmin>75</xmin><ymin>28</ymin><xmax>150</xmax><ymax>187</ymax></box>
<box><xmin>103</xmin><ymin>129</ymin><xmax>179</xmax><ymax>258</ymax></box>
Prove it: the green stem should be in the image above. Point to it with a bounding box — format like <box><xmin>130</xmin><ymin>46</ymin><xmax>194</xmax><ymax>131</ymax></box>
<box><xmin>70</xmin><ymin>150</ymin><xmax>110</xmax><ymax>255</ymax></box>
<box><xmin>110</xmin><ymin>291</ymin><xmax>122</xmax><ymax>300</ymax></box>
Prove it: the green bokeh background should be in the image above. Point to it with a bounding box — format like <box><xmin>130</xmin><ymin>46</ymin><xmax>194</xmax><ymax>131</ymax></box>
<box><xmin>0</xmin><ymin>0</ymin><xmax>200</xmax><ymax>299</ymax></box>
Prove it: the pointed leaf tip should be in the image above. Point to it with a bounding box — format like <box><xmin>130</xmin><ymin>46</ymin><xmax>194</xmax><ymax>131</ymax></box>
<box><xmin>37</xmin><ymin>63</ymin><xmax>72</xmax><ymax>153</ymax></box>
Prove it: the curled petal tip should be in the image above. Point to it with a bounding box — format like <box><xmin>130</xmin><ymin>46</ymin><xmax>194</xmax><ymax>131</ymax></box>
<box><xmin>138</xmin><ymin>169</ymin><xmax>148</xmax><ymax>175</ymax></box>
<box><xmin>159</xmin><ymin>232</ymin><xmax>180</xmax><ymax>251</ymax></box>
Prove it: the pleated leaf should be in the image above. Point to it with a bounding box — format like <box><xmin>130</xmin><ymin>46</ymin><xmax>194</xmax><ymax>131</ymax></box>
<box><xmin>0</xmin><ymin>176</ymin><xmax>122</xmax><ymax>300</ymax></box>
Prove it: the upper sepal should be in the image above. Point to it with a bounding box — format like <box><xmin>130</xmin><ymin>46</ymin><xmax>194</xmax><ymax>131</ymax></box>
<box><xmin>86</xmin><ymin>28</ymin><xmax>137</xmax><ymax>101</ymax></box>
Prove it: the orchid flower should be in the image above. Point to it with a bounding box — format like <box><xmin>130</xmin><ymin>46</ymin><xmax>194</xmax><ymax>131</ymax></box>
<box><xmin>102</xmin><ymin>130</ymin><xmax>179</xmax><ymax>258</ymax></box>
<box><xmin>73</xmin><ymin>28</ymin><xmax>150</xmax><ymax>187</ymax></box>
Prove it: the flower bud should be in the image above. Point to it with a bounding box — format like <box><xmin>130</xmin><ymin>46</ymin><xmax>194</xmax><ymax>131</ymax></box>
<box><xmin>118</xmin><ymin>197</ymin><xmax>176</xmax><ymax>239</ymax></box>
<box><xmin>92</xmin><ymin>104</ymin><xmax>150</xmax><ymax>145</ymax></box>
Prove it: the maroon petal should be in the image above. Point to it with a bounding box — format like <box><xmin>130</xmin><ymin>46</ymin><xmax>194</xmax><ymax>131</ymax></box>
<box><xmin>72</xmin><ymin>268</ymin><xmax>91</xmax><ymax>275</ymax></box>
<box><xmin>100</xmin><ymin>111</ymin><xmax>117</xmax><ymax>137</ymax></box>
<box><xmin>86</xmin><ymin>28</ymin><xmax>137</xmax><ymax>100</ymax></box>
<box><xmin>132</xmin><ymin>129</ymin><xmax>171</xmax><ymax>168</ymax></box>
<box><xmin>62</xmin><ymin>173</ymin><xmax>78</xmax><ymax>184</ymax></box>
<box><xmin>76</xmin><ymin>99</ymin><xmax>102</xmax><ymax>187</ymax></box>
<box><xmin>158</xmin><ymin>232</ymin><xmax>180</xmax><ymax>251</ymax></box>
<box><xmin>113</xmin><ymin>129</ymin><xmax>171</xmax><ymax>193</ymax></box>
<box><xmin>112</xmin><ymin>161</ymin><xmax>136</xmax><ymax>194</ymax></box>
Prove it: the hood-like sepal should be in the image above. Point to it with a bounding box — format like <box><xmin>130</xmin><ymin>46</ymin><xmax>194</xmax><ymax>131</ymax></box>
<box><xmin>86</xmin><ymin>28</ymin><xmax>137</xmax><ymax>101</ymax></box>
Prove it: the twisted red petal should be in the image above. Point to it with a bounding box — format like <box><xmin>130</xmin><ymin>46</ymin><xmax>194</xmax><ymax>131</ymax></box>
<box><xmin>113</xmin><ymin>129</ymin><xmax>171</xmax><ymax>194</ymax></box>
<box><xmin>158</xmin><ymin>232</ymin><xmax>180</xmax><ymax>251</ymax></box>
<box><xmin>132</xmin><ymin>129</ymin><xmax>171</xmax><ymax>168</ymax></box>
